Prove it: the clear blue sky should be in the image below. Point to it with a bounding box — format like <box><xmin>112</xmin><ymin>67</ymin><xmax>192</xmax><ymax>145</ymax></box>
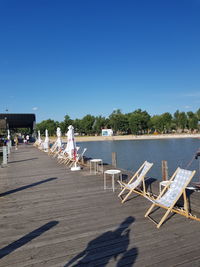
<box><xmin>0</xmin><ymin>0</ymin><xmax>200</xmax><ymax>122</ymax></box>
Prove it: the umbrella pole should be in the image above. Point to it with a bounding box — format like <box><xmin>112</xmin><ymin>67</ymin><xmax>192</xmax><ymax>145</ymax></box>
<box><xmin>71</xmin><ymin>161</ymin><xmax>81</xmax><ymax>171</ymax></box>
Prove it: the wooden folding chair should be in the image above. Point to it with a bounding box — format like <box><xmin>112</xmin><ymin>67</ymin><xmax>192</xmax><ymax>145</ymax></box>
<box><xmin>58</xmin><ymin>147</ymin><xmax>80</xmax><ymax>165</ymax></box>
<box><xmin>48</xmin><ymin>142</ymin><xmax>58</xmax><ymax>156</ymax></box>
<box><xmin>145</xmin><ymin>167</ymin><xmax>200</xmax><ymax>228</ymax></box>
<box><xmin>118</xmin><ymin>161</ymin><xmax>153</xmax><ymax>203</ymax></box>
<box><xmin>68</xmin><ymin>148</ymin><xmax>87</xmax><ymax>167</ymax></box>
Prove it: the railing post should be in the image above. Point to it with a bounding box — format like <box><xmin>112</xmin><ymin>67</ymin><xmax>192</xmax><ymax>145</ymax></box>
<box><xmin>7</xmin><ymin>141</ymin><xmax>10</xmax><ymax>155</ymax></box>
<box><xmin>3</xmin><ymin>146</ymin><xmax>8</xmax><ymax>165</ymax></box>
<box><xmin>162</xmin><ymin>160</ymin><xmax>168</xmax><ymax>181</ymax></box>
<box><xmin>9</xmin><ymin>139</ymin><xmax>12</xmax><ymax>149</ymax></box>
<box><xmin>112</xmin><ymin>152</ymin><xmax>117</xmax><ymax>167</ymax></box>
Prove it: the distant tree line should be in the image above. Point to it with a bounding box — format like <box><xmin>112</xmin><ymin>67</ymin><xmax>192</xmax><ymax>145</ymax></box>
<box><xmin>35</xmin><ymin>109</ymin><xmax>200</xmax><ymax>136</ymax></box>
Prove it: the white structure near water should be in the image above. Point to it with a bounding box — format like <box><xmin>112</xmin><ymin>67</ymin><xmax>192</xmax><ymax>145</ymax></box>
<box><xmin>102</xmin><ymin>129</ymin><xmax>113</xmax><ymax>136</ymax></box>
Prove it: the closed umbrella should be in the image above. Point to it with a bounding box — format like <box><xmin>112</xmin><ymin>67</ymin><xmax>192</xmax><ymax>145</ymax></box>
<box><xmin>7</xmin><ymin>129</ymin><xmax>10</xmax><ymax>140</ymax></box>
<box><xmin>66</xmin><ymin>125</ymin><xmax>75</xmax><ymax>157</ymax></box>
<box><xmin>43</xmin><ymin>129</ymin><xmax>49</xmax><ymax>152</ymax></box>
<box><xmin>56</xmin><ymin>127</ymin><xmax>62</xmax><ymax>149</ymax></box>
<box><xmin>38</xmin><ymin>130</ymin><xmax>42</xmax><ymax>145</ymax></box>
<box><xmin>66</xmin><ymin>125</ymin><xmax>80</xmax><ymax>171</ymax></box>
<box><xmin>7</xmin><ymin>129</ymin><xmax>11</xmax><ymax>151</ymax></box>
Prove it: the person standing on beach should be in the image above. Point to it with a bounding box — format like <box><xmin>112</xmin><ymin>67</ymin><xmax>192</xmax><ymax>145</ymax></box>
<box><xmin>14</xmin><ymin>136</ymin><xmax>18</xmax><ymax>150</ymax></box>
<box><xmin>26</xmin><ymin>134</ymin><xmax>29</xmax><ymax>144</ymax></box>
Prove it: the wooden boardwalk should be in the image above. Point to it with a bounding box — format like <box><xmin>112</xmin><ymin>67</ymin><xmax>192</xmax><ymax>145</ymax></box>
<box><xmin>0</xmin><ymin>145</ymin><xmax>200</xmax><ymax>267</ymax></box>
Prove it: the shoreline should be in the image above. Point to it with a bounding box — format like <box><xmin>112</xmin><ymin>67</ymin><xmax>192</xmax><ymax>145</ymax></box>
<box><xmin>49</xmin><ymin>133</ymin><xmax>200</xmax><ymax>142</ymax></box>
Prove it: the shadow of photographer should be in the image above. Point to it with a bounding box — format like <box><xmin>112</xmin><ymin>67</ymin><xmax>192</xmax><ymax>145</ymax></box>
<box><xmin>65</xmin><ymin>216</ymin><xmax>138</xmax><ymax>266</ymax></box>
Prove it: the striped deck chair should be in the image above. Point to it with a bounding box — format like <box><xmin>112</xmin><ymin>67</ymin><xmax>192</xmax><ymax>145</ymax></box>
<box><xmin>145</xmin><ymin>167</ymin><xmax>200</xmax><ymax>228</ymax></box>
<box><xmin>52</xmin><ymin>144</ymin><xmax>65</xmax><ymax>158</ymax></box>
<box><xmin>68</xmin><ymin>148</ymin><xmax>87</xmax><ymax>167</ymax></box>
<box><xmin>118</xmin><ymin>161</ymin><xmax>153</xmax><ymax>203</ymax></box>
<box><xmin>48</xmin><ymin>142</ymin><xmax>57</xmax><ymax>156</ymax></box>
<box><xmin>58</xmin><ymin>147</ymin><xmax>80</xmax><ymax>165</ymax></box>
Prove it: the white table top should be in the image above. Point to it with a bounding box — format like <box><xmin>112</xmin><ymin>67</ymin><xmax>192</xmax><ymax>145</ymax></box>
<box><xmin>104</xmin><ymin>169</ymin><xmax>121</xmax><ymax>175</ymax></box>
<box><xmin>90</xmin><ymin>159</ymin><xmax>102</xmax><ymax>162</ymax></box>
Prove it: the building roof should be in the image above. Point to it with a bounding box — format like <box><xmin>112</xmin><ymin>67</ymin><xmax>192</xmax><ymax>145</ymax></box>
<box><xmin>0</xmin><ymin>113</ymin><xmax>36</xmax><ymax>130</ymax></box>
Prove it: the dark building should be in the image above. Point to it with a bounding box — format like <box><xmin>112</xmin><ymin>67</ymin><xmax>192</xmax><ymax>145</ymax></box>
<box><xmin>0</xmin><ymin>113</ymin><xmax>36</xmax><ymax>132</ymax></box>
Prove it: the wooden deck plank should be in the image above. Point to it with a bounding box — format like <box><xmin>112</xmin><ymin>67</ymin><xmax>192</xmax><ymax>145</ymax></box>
<box><xmin>0</xmin><ymin>145</ymin><xmax>200</xmax><ymax>266</ymax></box>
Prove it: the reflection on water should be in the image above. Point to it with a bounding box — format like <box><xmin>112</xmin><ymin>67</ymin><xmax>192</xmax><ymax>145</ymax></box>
<box><xmin>78</xmin><ymin>138</ymin><xmax>200</xmax><ymax>181</ymax></box>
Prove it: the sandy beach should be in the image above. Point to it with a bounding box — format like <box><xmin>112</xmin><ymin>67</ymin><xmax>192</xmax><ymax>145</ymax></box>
<box><xmin>49</xmin><ymin>133</ymin><xmax>200</xmax><ymax>143</ymax></box>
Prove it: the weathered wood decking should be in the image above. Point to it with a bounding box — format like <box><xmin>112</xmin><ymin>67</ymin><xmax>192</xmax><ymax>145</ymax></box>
<box><xmin>0</xmin><ymin>145</ymin><xmax>200</xmax><ymax>267</ymax></box>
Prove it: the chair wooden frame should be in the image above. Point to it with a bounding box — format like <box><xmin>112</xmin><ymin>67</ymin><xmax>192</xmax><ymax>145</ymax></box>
<box><xmin>57</xmin><ymin>152</ymin><xmax>70</xmax><ymax>164</ymax></box>
<box><xmin>48</xmin><ymin>142</ymin><xmax>58</xmax><ymax>156</ymax></box>
<box><xmin>118</xmin><ymin>161</ymin><xmax>153</xmax><ymax>203</ymax></box>
<box><xmin>145</xmin><ymin>167</ymin><xmax>200</xmax><ymax>228</ymax></box>
<box><xmin>67</xmin><ymin>148</ymin><xmax>87</xmax><ymax>167</ymax></box>
<box><xmin>57</xmin><ymin>147</ymin><xmax>81</xmax><ymax>165</ymax></box>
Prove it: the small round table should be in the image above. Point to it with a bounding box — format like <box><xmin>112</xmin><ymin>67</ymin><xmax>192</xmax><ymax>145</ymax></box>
<box><xmin>159</xmin><ymin>180</ymin><xmax>171</xmax><ymax>193</ymax></box>
<box><xmin>90</xmin><ymin>159</ymin><xmax>103</xmax><ymax>174</ymax></box>
<box><xmin>104</xmin><ymin>169</ymin><xmax>122</xmax><ymax>192</ymax></box>
<box><xmin>159</xmin><ymin>180</ymin><xmax>197</xmax><ymax>193</ymax></box>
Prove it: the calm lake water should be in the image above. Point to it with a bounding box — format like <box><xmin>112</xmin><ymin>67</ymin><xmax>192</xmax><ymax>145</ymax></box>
<box><xmin>78</xmin><ymin>138</ymin><xmax>200</xmax><ymax>182</ymax></box>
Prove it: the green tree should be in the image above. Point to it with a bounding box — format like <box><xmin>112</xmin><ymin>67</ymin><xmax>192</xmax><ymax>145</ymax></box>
<box><xmin>93</xmin><ymin>116</ymin><xmax>108</xmax><ymax>135</ymax></box>
<box><xmin>196</xmin><ymin>108</ymin><xmax>200</xmax><ymax>121</ymax></box>
<box><xmin>59</xmin><ymin>115</ymin><xmax>73</xmax><ymax>134</ymax></box>
<box><xmin>73</xmin><ymin>119</ymin><xmax>82</xmax><ymax>134</ymax></box>
<box><xmin>178</xmin><ymin>112</ymin><xmax>187</xmax><ymax>131</ymax></box>
<box><xmin>81</xmin><ymin>114</ymin><xmax>95</xmax><ymax>135</ymax></box>
<box><xmin>35</xmin><ymin>119</ymin><xmax>58</xmax><ymax>136</ymax></box>
<box><xmin>149</xmin><ymin>115</ymin><xmax>163</xmax><ymax>133</ymax></box>
<box><xmin>173</xmin><ymin>110</ymin><xmax>180</xmax><ymax>130</ymax></box>
<box><xmin>173</xmin><ymin>110</ymin><xmax>188</xmax><ymax>132</ymax></box>
<box><xmin>187</xmin><ymin>111</ymin><xmax>198</xmax><ymax>131</ymax></box>
<box><xmin>16</xmin><ymin>128</ymin><xmax>32</xmax><ymax>135</ymax></box>
<box><xmin>189</xmin><ymin>117</ymin><xmax>198</xmax><ymax>131</ymax></box>
<box><xmin>161</xmin><ymin>112</ymin><xmax>172</xmax><ymax>133</ymax></box>
<box><xmin>109</xmin><ymin>109</ymin><xmax>129</xmax><ymax>134</ymax></box>
<box><xmin>150</xmin><ymin>113</ymin><xmax>172</xmax><ymax>133</ymax></box>
<box><xmin>196</xmin><ymin>109</ymin><xmax>200</xmax><ymax>131</ymax></box>
<box><xmin>129</xmin><ymin>109</ymin><xmax>150</xmax><ymax>135</ymax></box>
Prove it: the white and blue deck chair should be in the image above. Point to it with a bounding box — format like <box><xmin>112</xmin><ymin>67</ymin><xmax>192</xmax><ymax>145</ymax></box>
<box><xmin>145</xmin><ymin>167</ymin><xmax>200</xmax><ymax>228</ymax></box>
<box><xmin>118</xmin><ymin>161</ymin><xmax>153</xmax><ymax>203</ymax></box>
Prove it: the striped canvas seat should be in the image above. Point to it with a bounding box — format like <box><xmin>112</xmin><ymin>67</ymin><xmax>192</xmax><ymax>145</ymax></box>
<box><xmin>155</xmin><ymin>169</ymin><xmax>193</xmax><ymax>207</ymax></box>
<box><xmin>118</xmin><ymin>161</ymin><xmax>153</xmax><ymax>203</ymax></box>
<box><xmin>125</xmin><ymin>162</ymin><xmax>153</xmax><ymax>190</ymax></box>
<box><xmin>145</xmin><ymin>167</ymin><xmax>198</xmax><ymax>228</ymax></box>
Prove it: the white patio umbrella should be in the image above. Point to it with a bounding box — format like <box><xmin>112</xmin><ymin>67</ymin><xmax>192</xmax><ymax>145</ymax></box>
<box><xmin>43</xmin><ymin>129</ymin><xmax>49</xmax><ymax>152</ymax></box>
<box><xmin>7</xmin><ymin>129</ymin><xmax>11</xmax><ymax>150</ymax></box>
<box><xmin>7</xmin><ymin>129</ymin><xmax>10</xmax><ymax>140</ymax></box>
<box><xmin>38</xmin><ymin>130</ymin><xmax>42</xmax><ymax>145</ymax></box>
<box><xmin>66</xmin><ymin>125</ymin><xmax>80</xmax><ymax>171</ymax></box>
<box><xmin>56</xmin><ymin>127</ymin><xmax>62</xmax><ymax>149</ymax></box>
